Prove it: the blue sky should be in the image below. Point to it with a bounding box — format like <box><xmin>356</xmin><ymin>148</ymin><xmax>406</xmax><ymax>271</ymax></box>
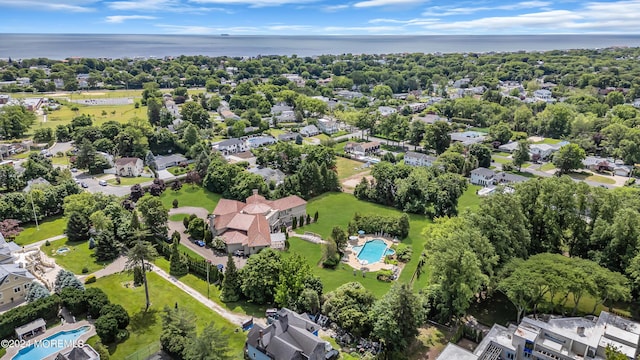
<box><xmin>0</xmin><ymin>0</ymin><xmax>638</xmax><ymax>35</ymax></box>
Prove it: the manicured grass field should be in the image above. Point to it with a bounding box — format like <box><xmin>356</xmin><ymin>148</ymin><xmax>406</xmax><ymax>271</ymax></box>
<box><xmin>169</xmin><ymin>213</ymin><xmax>189</xmax><ymax>221</ymax></box>
<box><xmin>491</xmin><ymin>156</ymin><xmax>511</xmax><ymax>165</ymax></box>
<box><xmin>31</xmin><ymin>103</ymin><xmax>148</xmax><ymax>132</ymax></box>
<box><xmin>159</xmin><ymin>185</ymin><xmax>221</xmax><ymax>212</ymax></box>
<box><xmin>539</xmin><ymin>163</ymin><xmax>556</xmax><ymax>171</ymax></box>
<box><xmin>335</xmin><ymin>157</ymin><xmax>368</xmax><ymax>180</ymax></box>
<box><xmin>107</xmin><ymin>176</ymin><xmax>150</xmax><ymax>186</ymax></box>
<box><xmin>88</xmin><ymin>272</ymin><xmax>245</xmax><ymax>359</ymax></box>
<box><xmin>521</xmin><ymin>162</ymin><xmax>532</xmax><ymax>168</ymax></box>
<box><xmin>458</xmin><ymin>185</ymin><xmax>483</xmax><ymax>212</ymax></box>
<box><xmin>569</xmin><ymin>173</ymin><xmax>616</xmax><ymax>185</ymax></box>
<box><xmin>14</xmin><ymin>216</ymin><xmax>67</xmax><ymax>246</ymax></box>
<box><xmin>42</xmin><ymin>238</ymin><xmax>111</xmax><ymax>274</ymax></box>
<box><xmin>50</xmin><ymin>155</ymin><xmax>71</xmax><ymax>166</ymax></box>
<box><xmin>533</xmin><ymin>137</ymin><xmax>563</xmax><ymax>145</ymax></box>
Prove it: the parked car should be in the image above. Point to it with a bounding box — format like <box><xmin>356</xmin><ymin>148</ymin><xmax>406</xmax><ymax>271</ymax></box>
<box><xmin>71</xmin><ymin>168</ymin><xmax>78</xmax><ymax>173</ymax></box>
<box><xmin>80</xmin><ymin>182</ymin><xmax>88</xmax><ymax>188</ymax></box>
<box><xmin>196</xmin><ymin>240</ymin><xmax>205</xmax><ymax>247</ymax></box>
<box><xmin>98</xmin><ymin>180</ymin><xmax>107</xmax><ymax>186</ymax></box>
<box><xmin>233</xmin><ymin>249</ymin><xmax>245</xmax><ymax>257</ymax></box>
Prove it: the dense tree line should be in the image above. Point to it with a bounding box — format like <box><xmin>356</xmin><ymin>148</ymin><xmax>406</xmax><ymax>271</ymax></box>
<box><xmin>354</xmin><ymin>161</ymin><xmax>467</xmax><ymax>217</ymax></box>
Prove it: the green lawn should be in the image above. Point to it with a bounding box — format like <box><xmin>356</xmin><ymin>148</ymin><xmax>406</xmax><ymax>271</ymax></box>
<box><xmin>14</xmin><ymin>216</ymin><xmax>66</xmax><ymax>246</ymax></box>
<box><xmin>533</xmin><ymin>137</ymin><xmax>563</xmax><ymax>145</ymax></box>
<box><xmin>540</xmin><ymin>163</ymin><xmax>556</xmax><ymax>171</ymax></box>
<box><xmin>569</xmin><ymin>173</ymin><xmax>616</xmax><ymax>185</ymax></box>
<box><xmin>88</xmin><ymin>272</ymin><xmax>246</xmax><ymax>359</ymax></box>
<box><xmin>159</xmin><ymin>185</ymin><xmax>221</xmax><ymax>212</ymax></box>
<box><xmin>491</xmin><ymin>156</ymin><xmax>511</xmax><ymax>165</ymax></box>
<box><xmin>51</xmin><ymin>155</ymin><xmax>71</xmax><ymax>165</ymax></box>
<box><xmin>42</xmin><ymin>238</ymin><xmax>112</xmax><ymax>274</ymax></box>
<box><xmin>31</xmin><ymin>102</ymin><xmax>148</xmax><ymax>132</ymax></box>
<box><xmin>107</xmin><ymin>176</ymin><xmax>150</xmax><ymax>186</ymax></box>
<box><xmin>169</xmin><ymin>213</ymin><xmax>189</xmax><ymax>221</ymax></box>
<box><xmin>521</xmin><ymin>162</ymin><xmax>532</xmax><ymax>168</ymax></box>
<box><xmin>336</xmin><ymin>157</ymin><xmax>368</xmax><ymax>180</ymax></box>
<box><xmin>458</xmin><ymin>185</ymin><xmax>483</xmax><ymax>212</ymax></box>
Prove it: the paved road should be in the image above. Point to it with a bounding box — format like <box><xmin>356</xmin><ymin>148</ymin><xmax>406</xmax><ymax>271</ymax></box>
<box><xmin>47</xmin><ymin>141</ymin><xmax>73</xmax><ymax>156</ymax></box>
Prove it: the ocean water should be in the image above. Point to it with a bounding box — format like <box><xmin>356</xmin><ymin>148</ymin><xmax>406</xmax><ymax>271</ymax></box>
<box><xmin>1</xmin><ymin>34</ymin><xmax>640</xmax><ymax>59</ymax></box>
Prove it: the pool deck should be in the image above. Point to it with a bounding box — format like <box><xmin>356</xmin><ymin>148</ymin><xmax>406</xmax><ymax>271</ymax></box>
<box><xmin>4</xmin><ymin>320</ymin><xmax>96</xmax><ymax>360</ymax></box>
<box><xmin>344</xmin><ymin>235</ymin><xmax>396</xmax><ymax>272</ymax></box>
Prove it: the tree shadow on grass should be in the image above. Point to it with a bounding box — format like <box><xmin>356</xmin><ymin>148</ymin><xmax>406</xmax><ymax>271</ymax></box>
<box><xmin>129</xmin><ymin>308</ymin><xmax>159</xmax><ymax>333</ymax></box>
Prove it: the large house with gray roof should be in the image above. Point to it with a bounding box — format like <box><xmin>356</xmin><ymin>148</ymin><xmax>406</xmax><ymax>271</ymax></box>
<box><xmin>0</xmin><ymin>234</ymin><xmax>35</xmax><ymax>309</ymax></box>
<box><xmin>404</xmin><ymin>151</ymin><xmax>437</xmax><ymax>167</ymax></box>
<box><xmin>246</xmin><ymin>308</ymin><xmax>338</xmax><ymax>360</ymax></box>
<box><xmin>437</xmin><ymin>311</ymin><xmax>640</xmax><ymax>360</ymax></box>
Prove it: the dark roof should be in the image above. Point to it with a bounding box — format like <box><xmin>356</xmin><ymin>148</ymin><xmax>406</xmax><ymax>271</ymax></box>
<box><xmin>278</xmin><ymin>133</ymin><xmax>298</xmax><ymax>141</ymax></box>
<box><xmin>217</xmin><ymin>138</ymin><xmax>244</xmax><ymax>147</ymax></box>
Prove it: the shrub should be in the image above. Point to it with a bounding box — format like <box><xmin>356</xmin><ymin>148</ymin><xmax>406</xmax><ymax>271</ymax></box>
<box><xmin>322</xmin><ymin>253</ymin><xmax>340</xmax><ymax>269</ymax></box>
<box><xmin>376</xmin><ymin>269</ymin><xmax>394</xmax><ymax>282</ymax></box>
<box><xmin>82</xmin><ymin>267</ymin><xmax>89</xmax><ymax>274</ymax></box>
<box><xmin>100</xmin><ymin>303</ymin><xmax>130</xmax><ymax>329</ymax></box>
<box><xmin>45</xmin><ymin>240</ymin><xmax>50</xmax><ymax>246</ymax></box>
<box><xmin>84</xmin><ymin>275</ymin><xmax>96</xmax><ymax>284</ymax></box>
<box><xmin>183</xmin><ymin>216</ymin><xmax>190</xmax><ymax>229</ymax></box>
<box><xmin>95</xmin><ymin>315</ymin><xmax>119</xmax><ymax>343</ymax></box>
<box><xmin>0</xmin><ymin>295</ymin><xmax>60</xmax><ymax>339</ymax></box>
<box><xmin>395</xmin><ymin>244</ymin><xmax>413</xmax><ymax>263</ymax></box>
<box><xmin>172</xmin><ymin>199</ymin><xmax>179</xmax><ymax>208</ymax></box>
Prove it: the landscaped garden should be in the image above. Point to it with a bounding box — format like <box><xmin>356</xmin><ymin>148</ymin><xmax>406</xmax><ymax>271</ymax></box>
<box><xmin>89</xmin><ymin>272</ymin><xmax>246</xmax><ymax>359</ymax></box>
<box><xmin>42</xmin><ymin>238</ymin><xmax>111</xmax><ymax>274</ymax></box>
<box><xmin>14</xmin><ymin>216</ymin><xmax>67</xmax><ymax>246</ymax></box>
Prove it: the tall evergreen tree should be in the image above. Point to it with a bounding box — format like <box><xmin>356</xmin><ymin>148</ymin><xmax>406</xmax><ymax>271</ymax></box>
<box><xmin>95</xmin><ymin>230</ymin><xmax>119</xmax><ymax>261</ymax></box>
<box><xmin>66</xmin><ymin>211</ymin><xmax>90</xmax><ymax>242</ymax></box>
<box><xmin>170</xmin><ymin>240</ymin><xmax>188</xmax><ymax>276</ymax></box>
<box><xmin>220</xmin><ymin>254</ymin><xmax>241</xmax><ymax>302</ymax></box>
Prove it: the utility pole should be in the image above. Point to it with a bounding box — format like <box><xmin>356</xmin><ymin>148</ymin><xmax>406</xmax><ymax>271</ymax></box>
<box><xmin>206</xmin><ymin>259</ymin><xmax>211</xmax><ymax>299</ymax></box>
<box><xmin>30</xmin><ymin>192</ymin><xmax>39</xmax><ymax>230</ymax></box>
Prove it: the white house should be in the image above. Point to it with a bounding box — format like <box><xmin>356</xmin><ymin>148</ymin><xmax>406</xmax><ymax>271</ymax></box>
<box><xmin>377</xmin><ymin>106</ymin><xmax>397</xmax><ymax>117</ymax></box>
<box><xmin>114</xmin><ymin>157</ymin><xmax>143</xmax><ymax>177</ymax></box>
<box><xmin>404</xmin><ymin>151</ymin><xmax>437</xmax><ymax>167</ymax></box>
<box><xmin>214</xmin><ymin>138</ymin><xmax>248</xmax><ymax>155</ymax></box>
<box><xmin>470</xmin><ymin>167</ymin><xmax>496</xmax><ymax>186</ymax></box>
<box><xmin>530</xmin><ymin>141</ymin><xmax>569</xmax><ymax>160</ymax></box>
<box><xmin>317</xmin><ymin>118</ymin><xmax>339</xmax><ymax>135</ymax></box>
<box><xmin>498</xmin><ymin>141</ymin><xmax>519</xmax><ymax>153</ymax></box>
<box><xmin>437</xmin><ymin>311</ymin><xmax>640</xmax><ymax>360</ymax></box>
<box><xmin>533</xmin><ymin>89</ymin><xmax>555</xmax><ymax>103</ymax></box>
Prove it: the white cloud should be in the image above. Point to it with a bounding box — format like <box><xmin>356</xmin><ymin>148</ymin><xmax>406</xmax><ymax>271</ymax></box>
<box><xmin>105</xmin><ymin>15</ymin><xmax>157</xmax><ymax>23</ymax></box>
<box><xmin>353</xmin><ymin>0</ymin><xmax>428</xmax><ymax>8</ymax></box>
<box><xmin>266</xmin><ymin>24</ymin><xmax>314</xmax><ymax>31</ymax></box>
<box><xmin>107</xmin><ymin>0</ymin><xmax>221</xmax><ymax>13</ymax></box>
<box><xmin>189</xmin><ymin>0</ymin><xmax>317</xmax><ymax>7</ymax></box>
<box><xmin>157</xmin><ymin>24</ymin><xmax>259</xmax><ymax>34</ymax></box>
<box><xmin>0</xmin><ymin>0</ymin><xmax>96</xmax><ymax>12</ymax></box>
<box><xmin>422</xmin><ymin>1</ymin><xmax>551</xmax><ymax>16</ymax></box>
<box><xmin>323</xmin><ymin>4</ymin><xmax>349</xmax><ymax>11</ymax></box>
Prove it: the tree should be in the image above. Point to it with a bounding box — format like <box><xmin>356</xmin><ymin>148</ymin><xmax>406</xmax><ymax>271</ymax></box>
<box><xmin>187</xmin><ymin>217</ymin><xmax>205</xmax><ymax>240</ymax></box>
<box><xmin>330</xmin><ymin>226</ymin><xmax>348</xmax><ymax>252</ymax></box>
<box><xmin>169</xmin><ymin>239</ymin><xmax>188</xmax><ymax>276</ymax></box>
<box><xmin>369</xmin><ymin>283</ymin><xmax>424</xmax><ymax>357</ymax></box>
<box><xmin>605</xmin><ymin>345</ymin><xmax>629</xmax><ymax>360</ymax></box>
<box><xmin>184</xmin><ymin>322</ymin><xmax>233</xmax><ymax>360</ymax></box>
<box><xmin>468</xmin><ymin>143</ymin><xmax>491</xmax><ymax>168</ymax></box>
<box><xmin>100</xmin><ymin>303</ymin><xmax>130</xmax><ymax>329</ymax></box>
<box><xmin>0</xmin><ymin>219</ymin><xmax>23</xmax><ymax>239</ymax></box>
<box><xmin>322</xmin><ymin>282</ymin><xmax>376</xmax><ymax>337</ymax></box>
<box><xmin>221</xmin><ymin>254</ymin><xmax>241</xmax><ymax>302</ymax></box>
<box><xmin>181</xmin><ymin>102</ymin><xmax>211</xmax><ymax>129</ymax></box>
<box><xmin>125</xmin><ymin>238</ymin><xmax>158</xmax><ymax>311</ymax></box>
<box><xmin>489</xmin><ymin>122</ymin><xmax>513</xmax><ymax>145</ymax></box>
<box><xmin>137</xmin><ymin>195</ymin><xmax>169</xmax><ymax>238</ymax></box>
<box><xmin>161</xmin><ymin>307</ymin><xmax>196</xmax><ymax>358</ymax></box>
<box><xmin>25</xmin><ymin>282</ymin><xmax>50</xmax><ymax>302</ymax></box>
<box><xmin>95</xmin><ymin>314</ymin><xmax>119</xmax><ymax>343</ymax></box>
<box><xmin>552</xmin><ymin>143</ymin><xmax>586</xmax><ymax>174</ymax></box>
<box><xmin>372</xmin><ymin>84</ymin><xmax>393</xmax><ymax>100</ymax></box>
<box><xmin>149</xmin><ymin>178</ymin><xmax>166</xmax><ymax>196</ymax></box>
<box><xmin>0</xmin><ymin>105</ymin><xmax>36</xmax><ymax>139</ymax></box>
<box><xmin>75</xmin><ymin>138</ymin><xmax>97</xmax><ymax>170</ymax></box>
<box><xmin>239</xmin><ymin>248</ymin><xmax>282</xmax><ymax>304</ymax></box>
<box><xmin>512</xmin><ymin>140</ymin><xmax>530</xmax><ymax>171</ymax></box>
<box><xmin>147</xmin><ymin>97</ymin><xmax>162</xmax><ymax>126</ymax></box>
<box><xmin>95</xmin><ymin>230</ymin><xmax>119</xmax><ymax>261</ymax></box>
<box><xmin>426</xmin><ymin>121</ymin><xmax>451</xmax><ymax>155</ymax></box>
<box><xmin>423</xmin><ymin>217</ymin><xmax>496</xmax><ymax>321</ymax></box>
<box><xmin>66</xmin><ymin>211</ymin><xmax>90</xmax><ymax>242</ymax></box>
<box><xmin>54</xmin><ymin>269</ymin><xmax>84</xmax><ymax>292</ymax></box>
<box><xmin>129</xmin><ymin>184</ymin><xmax>145</xmax><ymax>202</ymax></box>
<box><xmin>182</xmin><ymin>124</ymin><xmax>199</xmax><ymax>148</ymax></box>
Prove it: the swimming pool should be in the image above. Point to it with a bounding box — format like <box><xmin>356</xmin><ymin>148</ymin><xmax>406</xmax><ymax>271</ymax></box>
<box><xmin>12</xmin><ymin>326</ymin><xmax>90</xmax><ymax>360</ymax></box>
<box><xmin>355</xmin><ymin>239</ymin><xmax>394</xmax><ymax>264</ymax></box>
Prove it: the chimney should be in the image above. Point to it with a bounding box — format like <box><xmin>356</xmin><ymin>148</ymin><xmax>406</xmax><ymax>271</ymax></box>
<box><xmin>577</xmin><ymin>327</ymin><xmax>585</xmax><ymax>336</ymax></box>
<box><xmin>252</xmin><ymin>189</ymin><xmax>258</xmax><ymax>196</ymax></box>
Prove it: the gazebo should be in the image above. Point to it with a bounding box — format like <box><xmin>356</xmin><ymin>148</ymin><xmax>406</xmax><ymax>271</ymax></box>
<box><xmin>15</xmin><ymin>318</ymin><xmax>46</xmax><ymax>340</ymax></box>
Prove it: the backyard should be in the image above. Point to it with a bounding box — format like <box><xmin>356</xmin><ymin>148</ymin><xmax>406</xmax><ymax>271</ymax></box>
<box><xmin>42</xmin><ymin>238</ymin><xmax>111</xmax><ymax>274</ymax></box>
<box><xmin>14</xmin><ymin>216</ymin><xmax>67</xmax><ymax>246</ymax></box>
<box><xmin>159</xmin><ymin>185</ymin><xmax>222</xmax><ymax>212</ymax></box>
<box><xmin>335</xmin><ymin>157</ymin><xmax>368</xmax><ymax>180</ymax></box>
<box><xmin>88</xmin><ymin>272</ymin><xmax>246</xmax><ymax>359</ymax></box>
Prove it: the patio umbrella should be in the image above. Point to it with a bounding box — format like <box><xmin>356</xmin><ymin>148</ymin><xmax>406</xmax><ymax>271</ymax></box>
<box><xmin>358</xmin><ymin>230</ymin><xmax>365</xmax><ymax>235</ymax></box>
